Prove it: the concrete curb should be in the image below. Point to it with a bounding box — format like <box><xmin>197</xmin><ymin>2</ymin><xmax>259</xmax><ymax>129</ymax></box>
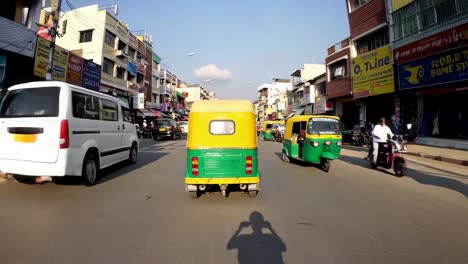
<box><xmin>0</xmin><ymin>172</ymin><xmax>11</xmax><ymax>183</ymax></box>
<box><xmin>404</xmin><ymin>152</ymin><xmax>468</xmax><ymax>167</ymax></box>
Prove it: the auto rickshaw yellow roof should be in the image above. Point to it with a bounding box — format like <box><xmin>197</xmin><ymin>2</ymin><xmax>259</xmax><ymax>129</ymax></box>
<box><xmin>287</xmin><ymin>115</ymin><xmax>340</xmax><ymax>122</ymax></box>
<box><xmin>190</xmin><ymin>100</ymin><xmax>254</xmax><ymax>113</ymax></box>
<box><xmin>263</xmin><ymin>120</ymin><xmax>285</xmax><ymax>124</ymax></box>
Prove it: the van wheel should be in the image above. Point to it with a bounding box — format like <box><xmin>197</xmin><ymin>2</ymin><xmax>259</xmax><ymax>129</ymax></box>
<box><xmin>128</xmin><ymin>143</ymin><xmax>138</xmax><ymax>165</ymax></box>
<box><xmin>321</xmin><ymin>158</ymin><xmax>330</xmax><ymax>172</ymax></box>
<box><xmin>82</xmin><ymin>153</ymin><xmax>98</xmax><ymax>186</ymax></box>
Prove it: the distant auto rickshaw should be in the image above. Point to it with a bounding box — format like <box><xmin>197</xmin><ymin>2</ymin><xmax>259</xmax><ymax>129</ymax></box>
<box><xmin>281</xmin><ymin>115</ymin><xmax>342</xmax><ymax>172</ymax></box>
<box><xmin>260</xmin><ymin>120</ymin><xmax>285</xmax><ymax>141</ymax></box>
<box><xmin>185</xmin><ymin>100</ymin><xmax>260</xmax><ymax>198</ymax></box>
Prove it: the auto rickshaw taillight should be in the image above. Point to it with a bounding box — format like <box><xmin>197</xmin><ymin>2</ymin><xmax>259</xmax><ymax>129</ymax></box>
<box><xmin>192</xmin><ymin>157</ymin><xmax>199</xmax><ymax>176</ymax></box>
<box><xmin>246</xmin><ymin>156</ymin><xmax>252</xmax><ymax>175</ymax></box>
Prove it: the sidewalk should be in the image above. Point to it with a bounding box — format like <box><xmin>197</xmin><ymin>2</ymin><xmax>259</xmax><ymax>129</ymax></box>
<box><xmin>404</xmin><ymin>144</ymin><xmax>468</xmax><ymax>166</ymax></box>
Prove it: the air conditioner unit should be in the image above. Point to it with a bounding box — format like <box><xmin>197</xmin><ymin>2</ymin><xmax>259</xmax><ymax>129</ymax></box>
<box><xmin>116</xmin><ymin>50</ymin><xmax>126</xmax><ymax>57</ymax></box>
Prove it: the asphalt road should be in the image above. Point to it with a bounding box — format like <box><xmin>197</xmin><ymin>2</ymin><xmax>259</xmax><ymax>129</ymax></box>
<box><xmin>1</xmin><ymin>137</ymin><xmax>468</xmax><ymax>264</ymax></box>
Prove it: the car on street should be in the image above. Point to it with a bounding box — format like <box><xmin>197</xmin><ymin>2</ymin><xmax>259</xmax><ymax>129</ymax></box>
<box><xmin>0</xmin><ymin>81</ymin><xmax>139</xmax><ymax>186</ymax></box>
<box><xmin>152</xmin><ymin>118</ymin><xmax>182</xmax><ymax>140</ymax></box>
<box><xmin>179</xmin><ymin>121</ymin><xmax>188</xmax><ymax>133</ymax></box>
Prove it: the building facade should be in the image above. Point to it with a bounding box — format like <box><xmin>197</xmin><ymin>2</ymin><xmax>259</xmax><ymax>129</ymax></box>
<box><xmin>0</xmin><ymin>0</ymin><xmax>45</xmax><ymax>95</ymax></box>
<box><xmin>388</xmin><ymin>0</ymin><xmax>468</xmax><ymax>138</ymax></box>
<box><xmin>290</xmin><ymin>64</ymin><xmax>326</xmax><ymax>115</ymax></box>
<box><xmin>257</xmin><ymin>78</ymin><xmax>292</xmax><ymax>121</ymax></box>
<box><xmin>177</xmin><ymin>84</ymin><xmax>210</xmax><ymax>110</ymax></box>
<box><xmin>325</xmin><ymin>38</ymin><xmax>354</xmax><ymax>129</ymax></box>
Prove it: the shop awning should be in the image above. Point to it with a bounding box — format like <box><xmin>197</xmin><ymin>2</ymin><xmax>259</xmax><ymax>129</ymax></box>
<box><xmin>176</xmin><ymin>91</ymin><xmax>186</xmax><ymax>99</ymax></box>
<box><xmin>148</xmin><ymin>109</ymin><xmax>171</xmax><ymax>118</ymax></box>
<box><xmin>137</xmin><ymin>109</ymin><xmax>156</xmax><ymax>117</ymax></box>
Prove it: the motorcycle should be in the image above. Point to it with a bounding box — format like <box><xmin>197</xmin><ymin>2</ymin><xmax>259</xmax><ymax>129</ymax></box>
<box><xmin>351</xmin><ymin>126</ymin><xmax>369</xmax><ymax>147</ymax></box>
<box><xmin>137</xmin><ymin>127</ymin><xmax>152</xmax><ymax>139</ymax></box>
<box><xmin>275</xmin><ymin>129</ymin><xmax>284</xmax><ymax>143</ymax></box>
<box><xmin>368</xmin><ymin>134</ymin><xmax>407</xmax><ymax>177</ymax></box>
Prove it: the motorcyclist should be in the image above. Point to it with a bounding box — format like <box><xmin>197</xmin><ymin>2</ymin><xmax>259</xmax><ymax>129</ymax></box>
<box><xmin>371</xmin><ymin>117</ymin><xmax>394</xmax><ymax>163</ymax></box>
<box><xmin>276</xmin><ymin>124</ymin><xmax>285</xmax><ymax>141</ymax></box>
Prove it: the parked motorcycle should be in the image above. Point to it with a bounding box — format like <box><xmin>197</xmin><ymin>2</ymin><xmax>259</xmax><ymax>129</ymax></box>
<box><xmin>275</xmin><ymin>129</ymin><xmax>284</xmax><ymax>143</ymax></box>
<box><xmin>351</xmin><ymin>125</ymin><xmax>369</xmax><ymax>147</ymax></box>
<box><xmin>368</xmin><ymin>134</ymin><xmax>407</xmax><ymax>177</ymax></box>
<box><xmin>137</xmin><ymin>127</ymin><xmax>152</xmax><ymax>138</ymax></box>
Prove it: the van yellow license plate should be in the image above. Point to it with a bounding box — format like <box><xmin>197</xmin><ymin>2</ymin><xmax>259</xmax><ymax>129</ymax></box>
<box><xmin>159</xmin><ymin>128</ymin><xmax>166</xmax><ymax>132</ymax></box>
<box><xmin>13</xmin><ymin>134</ymin><xmax>37</xmax><ymax>143</ymax></box>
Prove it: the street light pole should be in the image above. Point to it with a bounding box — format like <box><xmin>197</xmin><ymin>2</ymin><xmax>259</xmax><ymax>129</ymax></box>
<box><xmin>46</xmin><ymin>0</ymin><xmax>63</xmax><ymax>81</ymax></box>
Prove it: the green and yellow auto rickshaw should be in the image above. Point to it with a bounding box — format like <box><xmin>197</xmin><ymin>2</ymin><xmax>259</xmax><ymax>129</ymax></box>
<box><xmin>282</xmin><ymin>115</ymin><xmax>342</xmax><ymax>172</ymax></box>
<box><xmin>185</xmin><ymin>100</ymin><xmax>260</xmax><ymax>198</ymax></box>
<box><xmin>260</xmin><ymin>120</ymin><xmax>285</xmax><ymax>141</ymax></box>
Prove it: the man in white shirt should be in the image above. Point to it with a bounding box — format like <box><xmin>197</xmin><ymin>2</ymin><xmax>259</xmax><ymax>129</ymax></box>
<box><xmin>372</xmin><ymin>117</ymin><xmax>394</xmax><ymax>163</ymax></box>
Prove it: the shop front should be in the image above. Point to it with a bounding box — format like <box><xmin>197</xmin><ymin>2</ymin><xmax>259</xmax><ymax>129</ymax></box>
<box><xmin>352</xmin><ymin>45</ymin><xmax>396</xmax><ymax>126</ymax></box>
<box><xmin>396</xmin><ymin>45</ymin><xmax>468</xmax><ymax>138</ymax></box>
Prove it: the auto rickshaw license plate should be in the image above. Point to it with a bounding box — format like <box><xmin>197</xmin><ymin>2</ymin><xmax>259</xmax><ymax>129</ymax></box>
<box><xmin>159</xmin><ymin>128</ymin><xmax>166</xmax><ymax>131</ymax></box>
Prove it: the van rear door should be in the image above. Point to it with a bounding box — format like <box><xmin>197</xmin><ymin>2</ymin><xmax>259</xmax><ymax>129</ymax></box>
<box><xmin>0</xmin><ymin>87</ymin><xmax>61</xmax><ymax>163</ymax></box>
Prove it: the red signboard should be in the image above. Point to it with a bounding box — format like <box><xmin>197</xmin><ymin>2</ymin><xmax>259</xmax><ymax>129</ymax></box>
<box><xmin>394</xmin><ymin>23</ymin><xmax>468</xmax><ymax>63</ymax></box>
<box><xmin>66</xmin><ymin>53</ymin><xmax>83</xmax><ymax>86</ymax></box>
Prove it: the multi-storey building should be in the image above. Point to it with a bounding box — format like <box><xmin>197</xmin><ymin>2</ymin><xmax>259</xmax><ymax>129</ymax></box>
<box><xmin>290</xmin><ymin>64</ymin><xmax>325</xmax><ymax>115</ymax></box>
<box><xmin>388</xmin><ymin>0</ymin><xmax>468</xmax><ymax>139</ymax></box>
<box><xmin>176</xmin><ymin>84</ymin><xmax>210</xmax><ymax>110</ymax></box>
<box><xmin>325</xmin><ymin>38</ymin><xmax>354</xmax><ymax>129</ymax></box>
<box><xmin>257</xmin><ymin>78</ymin><xmax>292</xmax><ymax>120</ymax></box>
<box><xmin>347</xmin><ymin>0</ymin><xmax>395</xmax><ymax>125</ymax></box>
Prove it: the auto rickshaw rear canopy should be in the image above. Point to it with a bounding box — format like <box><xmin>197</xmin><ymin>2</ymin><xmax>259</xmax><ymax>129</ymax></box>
<box><xmin>187</xmin><ymin>100</ymin><xmax>257</xmax><ymax>149</ymax></box>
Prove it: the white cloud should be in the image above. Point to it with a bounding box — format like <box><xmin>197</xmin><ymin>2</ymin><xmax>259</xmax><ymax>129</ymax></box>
<box><xmin>193</xmin><ymin>64</ymin><xmax>232</xmax><ymax>80</ymax></box>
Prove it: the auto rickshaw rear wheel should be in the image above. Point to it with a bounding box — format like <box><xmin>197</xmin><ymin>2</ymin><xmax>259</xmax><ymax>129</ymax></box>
<box><xmin>282</xmin><ymin>152</ymin><xmax>290</xmax><ymax>163</ymax></box>
<box><xmin>248</xmin><ymin>190</ymin><xmax>258</xmax><ymax>198</ymax></box>
<box><xmin>189</xmin><ymin>191</ymin><xmax>199</xmax><ymax>199</ymax></box>
<box><xmin>321</xmin><ymin>158</ymin><xmax>330</xmax><ymax>172</ymax></box>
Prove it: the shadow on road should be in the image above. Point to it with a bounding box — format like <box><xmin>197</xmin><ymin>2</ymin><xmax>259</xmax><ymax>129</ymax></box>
<box><xmin>55</xmin><ymin>150</ymin><xmax>168</xmax><ymax>186</ymax></box>
<box><xmin>273</xmin><ymin>152</ymin><xmax>317</xmax><ymax>168</ymax></box>
<box><xmin>227</xmin><ymin>211</ymin><xmax>287</xmax><ymax>264</ymax></box>
<box><xmin>406</xmin><ymin>168</ymin><xmax>468</xmax><ymax>198</ymax></box>
<box><xmin>339</xmin><ymin>155</ymin><xmax>468</xmax><ymax>198</ymax></box>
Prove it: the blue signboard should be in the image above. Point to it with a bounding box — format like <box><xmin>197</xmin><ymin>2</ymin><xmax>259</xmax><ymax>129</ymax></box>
<box><xmin>398</xmin><ymin>46</ymin><xmax>468</xmax><ymax>90</ymax></box>
<box><xmin>128</xmin><ymin>62</ymin><xmax>137</xmax><ymax>75</ymax></box>
<box><xmin>82</xmin><ymin>60</ymin><xmax>101</xmax><ymax>91</ymax></box>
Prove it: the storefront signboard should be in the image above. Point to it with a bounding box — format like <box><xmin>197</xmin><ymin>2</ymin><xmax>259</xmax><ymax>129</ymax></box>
<box><xmin>394</xmin><ymin>24</ymin><xmax>468</xmax><ymax>63</ymax></box>
<box><xmin>66</xmin><ymin>53</ymin><xmax>83</xmax><ymax>86</ymax></box>
<box><xmin>398</xmin><ymin>46</ymin><xmax>468</xmax><ymax>90</ymax></box>
<box><xmin>82</xmin><ymin>60</ymin><xmax>101</xmax><ymax>91</ymax></box>
<box><xmin>352</xmin><ymin>45</ymin><xmax>394</xmax><ymax>98</ymax></box>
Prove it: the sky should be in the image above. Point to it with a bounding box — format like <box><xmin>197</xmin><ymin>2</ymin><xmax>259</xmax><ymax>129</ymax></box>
<box><xmin>68</xmin><ymin>0</ymin><xmax>350</xmax><ymax>100</ymax></box>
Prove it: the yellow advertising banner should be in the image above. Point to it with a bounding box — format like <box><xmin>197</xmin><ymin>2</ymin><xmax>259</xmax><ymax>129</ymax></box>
<box><xmin>33</xmin><ymin>37</ymin><xmax>50</xmax><ymax>78</ymax></box>
<box><xmin>352</xmin><ymin>45</ymin><xmax>395</xmax><ymax>98</ymax></box>
<box><xmin>33</xmin><ymin>37</ymin><xmax>69</xmax><ymax>81</ymax></box>
<box><xmin>391</xmin><ymin>0</ymin><xmax>414</xmax><ymax>12</ymax></box>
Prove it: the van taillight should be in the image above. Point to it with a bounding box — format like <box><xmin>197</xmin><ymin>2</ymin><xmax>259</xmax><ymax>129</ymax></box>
<box><xmin>246</xmin><ymin>156</ymin><xmax>252</xmax><ymax>175</ymax></box>
<box><xmin>192</xmin><ymin>157</ymin><xmax>199</xmax><ymax>176</ymax></box>
<box><xmin>59</xmin><ymin>120</ymin><xmax>69</xmax><ymax>149</ymax></box>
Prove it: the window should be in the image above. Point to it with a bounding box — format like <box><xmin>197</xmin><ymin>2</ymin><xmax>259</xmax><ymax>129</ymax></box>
<box><xmin>350</xmin><ymin>0</ymin><xmax>367</xmax><ymax>11</ymax></box>
<box><xmin>307</xmin><ymin>118</ymin><xmax>341</xmax><ymax>135</ymax></box>
<box><xmin>103</xmin><ymin>58</ymin><xmax>114</xmax><ymax>75</ymax></box>
<box><xmin>156</xmin><ymin>120</ymin><xmax>171</xmax><ymax>126</ymax></box>
<box><xmin>393</xmin><ymin>3</ymin><xmax>418</xmax><ymax>40</ymax></box>
<box><xmin>79</xmin><ymin>30</ymin><xmax>93</xmax><ymax>43</ymax></box>
<box><xmin>329</xmin><ymin>60</ymin><xmax>348</xmax><ymax>80</ymax></box>
<box><xmin>209</xmin><ymin>120</ymin><xmax>235</xmax><ymax>135</ymax></box>
<box><xmin>316</xmin><ymin>81</ymin><xmax>326</xmax><ymax>97</ymax></box>
<box><xmin>116</xmin><ymin>66</ymin><xmax>126</xmax><ymax>79</ymax></box>
<box><xmin>104</xmin><ymin>30</ymin><xmax>116</xmax><ymax>47</ymax></box>
<box><xmin>72</xmin><ymin>92</ymin><xmax>99</xmax><ymax>120</ymax></box>
<box><xmin>356</xmin><ymin>28</ymin><xmax>389</xmax><ymax>55</ymax></box>
<box><xmin>0</xmin><ymin>87</ymin><xmax>59</xmax><ymax>118</ymax></box>
<box><xmin>128</xmin><ymin>48</ymin><xmax>136</xmax><ymax>59</ymax></box>
<box><xmin>100</xmin><ymin>99</ymin><xmax>118</xmax><ymax>121</ymax></box>
<box><xmin>122</xmin><ymin>106</ymin><xmax>133</xmax><ymax>123</ymax></box>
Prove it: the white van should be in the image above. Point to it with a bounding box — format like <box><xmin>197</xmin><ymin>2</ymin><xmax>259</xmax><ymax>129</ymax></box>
<box><xmin>0</xmin><ymin>81</ymin><xmax>139</xmax><ymax>185</ymax></box>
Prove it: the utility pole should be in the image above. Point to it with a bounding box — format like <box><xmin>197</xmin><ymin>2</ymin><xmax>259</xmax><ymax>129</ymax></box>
<box><xmin>46</xmin><ymin>0</ymin><xmax>63</xmax><ymax>81</ymax></box>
